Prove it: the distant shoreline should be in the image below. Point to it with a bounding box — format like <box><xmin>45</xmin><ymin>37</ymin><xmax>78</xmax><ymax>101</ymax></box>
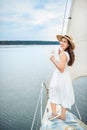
<box><xmin>0</xmin><ymin>41</ymin><xmax>59</xmax><ymax>45</ymax></box>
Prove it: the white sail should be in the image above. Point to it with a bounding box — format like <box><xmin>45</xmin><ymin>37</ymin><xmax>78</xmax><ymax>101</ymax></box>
<box><xmin>66</xmin><ymin>0</ymin><xmax>87</xmax><ymax>79</ymax></box>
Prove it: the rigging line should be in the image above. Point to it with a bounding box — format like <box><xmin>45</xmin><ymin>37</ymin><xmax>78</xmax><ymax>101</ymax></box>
<box><xmin>30</xmin><ymin>92</ymin><xmax>41</xmax><ymax>130</ymax></box>
<box><xmin>74</xmin><ymin>103</ymin><xmax>82</xmax><ymax>120</ymax></box>
<box><xmin>36</xmin><ymin>110</ymin><xmax>41</xmax><ymax>130</ymax></box>
<box><xmin>30</xmin><ymin>82</ymin><xmax>47</xmax><ymax>130</ymax></box>
<box><xmin>61</xmin><ymin>0</ymin><xmax>68</xmax><ymax>34</ymax></box>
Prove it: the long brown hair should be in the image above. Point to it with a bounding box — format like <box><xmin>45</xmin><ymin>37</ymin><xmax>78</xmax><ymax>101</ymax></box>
<box><xmin>65</xmin><ymin>40</ymin><xmax>75</xmax><ymax>66</ymax></box>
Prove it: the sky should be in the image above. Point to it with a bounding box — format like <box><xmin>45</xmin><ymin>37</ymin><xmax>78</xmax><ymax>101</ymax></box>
<box><xmin>0</xmin><ymin>0</ymin><xmax>72</xmax><ymax>41</ymax></box>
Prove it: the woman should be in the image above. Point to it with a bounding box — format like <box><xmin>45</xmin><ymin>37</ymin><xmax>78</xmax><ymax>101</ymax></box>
<box><xmin>49</xmin><ymin>34</ymin><xmax>75</xmax><ymax>121</ymax></box>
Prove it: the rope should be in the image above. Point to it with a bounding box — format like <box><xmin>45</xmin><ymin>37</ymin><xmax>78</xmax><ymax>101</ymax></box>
<box><xmin>36</xmin><ymin>88</ymin><xmax>48</xmax><ymax>130</ymax></box>
<box><xmin>30</xmin><ymin>92</ymin><xmax>41</xmax><ymax>130</ymax></box>
<box><xmin>36</xmin><ymin>110</ymin><xmax>41</xmax><ymax>130</ymax></box>
<box><xmin>74</xmin><ymin>103</ymin><xmax>82</xmax><ymax>120</ymax></box>
<box><xmin>61</xmin><ymin>0</ymin><xmax>69</xmax><ymax>34</ymax></box>
<box><xmin>41</xmin><ymin>83</ymin><xmax>43</xmax><ymax>124</ymax></box>
<box><xmin>30</xmin><ymin>82</ymin><xmax>48</xmax><ymax>130</ymax></box>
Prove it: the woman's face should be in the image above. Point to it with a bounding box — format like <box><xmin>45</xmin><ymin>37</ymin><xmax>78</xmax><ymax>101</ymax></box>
<box><xmin>60</xmin><ymin>38</ymin><xmax>69</xmax><ymax>51</ymax></box>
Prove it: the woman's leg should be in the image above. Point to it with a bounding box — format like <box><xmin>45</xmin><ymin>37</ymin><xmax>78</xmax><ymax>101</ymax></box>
<box><xmin>58</xmin><ymin>106</ymin><xmax>67</xmax><ymax>120</ymax></box>
<box><xmin>51</xmin><ymin>103</ymin><xmax>57</xmax><ymax>115</ymax></box>
<box><xmin>48</xmin><ymin>103</ymin><xmax>59</xmax><ymax>120</ymax></box>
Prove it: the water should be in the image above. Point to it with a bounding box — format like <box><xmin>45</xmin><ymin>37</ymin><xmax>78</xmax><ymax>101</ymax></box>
<box><xmin>0</xmin><ymin>45</ymin><xmax>56</xmax><ymax>130</ymax></box>
<box><xmin>72</xmin><ymin>76</ymin><xmax>87</xmax><ymax>124</ymax></box>
<box><xmin>0</xmin><ymin>45</ymin><xmax>87</xmax><ymax>130</ymax></box>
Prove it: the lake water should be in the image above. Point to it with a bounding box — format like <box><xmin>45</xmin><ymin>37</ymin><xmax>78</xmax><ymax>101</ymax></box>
<box><xmin>0</xmin><ymin>45</ymin><xmax>57</xmax><ymax>130</ymax></box>
<box><xmin>0</xmin><ymin>45</ymin><xmax>87</xmax><ymax>130</ymax></box>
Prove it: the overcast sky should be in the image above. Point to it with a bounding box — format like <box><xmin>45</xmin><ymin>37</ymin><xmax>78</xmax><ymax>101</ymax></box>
<box><xmin>0</xmin><ymin>0</ymin><xmax>71</xmax><ymax>41</ymax></box>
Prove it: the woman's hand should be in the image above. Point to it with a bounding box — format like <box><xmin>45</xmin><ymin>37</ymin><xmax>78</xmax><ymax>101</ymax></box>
<box><xmin>50</xmin><ymin>52</ymin><xmax>67</xmax><ymax>73</ymax></box>
<box><xmin>58</xmin><ymin>47</ymin><xmax>62</xmax><ymax>54</ymax></box>
<box><xmin>50</xmin><ymin>55</ymin><xmax>55</xmax><ymax>62</ymax></box>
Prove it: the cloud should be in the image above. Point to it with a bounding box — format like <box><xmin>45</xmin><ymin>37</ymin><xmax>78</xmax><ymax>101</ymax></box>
<box><xmin>0</xmin><ymin>0</ymin><xmax>71</xmax><ymax>40</ymax></box>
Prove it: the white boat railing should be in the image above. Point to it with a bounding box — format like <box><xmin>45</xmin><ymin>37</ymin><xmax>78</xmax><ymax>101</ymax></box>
<box><xmin>30</xmin><ymin>82</ymin><xmax>48</xmax><ymax>130</ymax></box>
<box><xmin>30</xmin><ymin>82</ymin><xmax>82</xmax><ymax>130</ymax></box>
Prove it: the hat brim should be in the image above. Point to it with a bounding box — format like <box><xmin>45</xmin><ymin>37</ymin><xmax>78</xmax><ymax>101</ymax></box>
<box><xmin>56</xmin><ymin>34</ymin><xmax>75</xmax><ymax>50</ymax></box>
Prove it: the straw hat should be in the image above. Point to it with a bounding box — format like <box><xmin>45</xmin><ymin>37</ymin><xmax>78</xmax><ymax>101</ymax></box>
<box><xmin>56</xmin><ymin>34</ymin><xmax>75</xmax><ymax>50</ymax></box>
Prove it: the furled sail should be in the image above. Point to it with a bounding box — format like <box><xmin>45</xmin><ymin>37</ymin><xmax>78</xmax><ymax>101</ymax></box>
<box><xmin>66</xmin><ymin>0</ymin><xmax>87</xmax><ymax>79</ymax></box>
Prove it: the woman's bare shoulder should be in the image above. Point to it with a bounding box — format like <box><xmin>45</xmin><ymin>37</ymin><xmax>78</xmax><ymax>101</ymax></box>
<box><xmin>60</xmin><ymin>51</ymin><xmax>69</xmax><ymax>61</ymax></box>
<box><xmin>60</xmin><ymin>51</ymin><xmax>67</xmax><ymax>61</ymax></box>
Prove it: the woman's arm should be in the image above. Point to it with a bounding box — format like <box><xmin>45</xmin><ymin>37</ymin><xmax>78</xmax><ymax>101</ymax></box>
<box><xmin>50</xmin><ymin>51</ymin><xmax>67</xmax><ymax>73</ymax></box>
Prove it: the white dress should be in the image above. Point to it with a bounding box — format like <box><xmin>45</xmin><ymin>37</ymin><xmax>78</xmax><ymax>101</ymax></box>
<box><xmin>49</xmin><ymin>50</ymin><xmax>75</xmax><ymax>109</ymax></box>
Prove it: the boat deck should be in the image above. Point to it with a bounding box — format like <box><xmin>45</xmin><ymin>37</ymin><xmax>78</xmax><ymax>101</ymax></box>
<box><xmin>41</xmin><ymin>101</ymin><xmax>87</xmax><ymax>130</ymax></box>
